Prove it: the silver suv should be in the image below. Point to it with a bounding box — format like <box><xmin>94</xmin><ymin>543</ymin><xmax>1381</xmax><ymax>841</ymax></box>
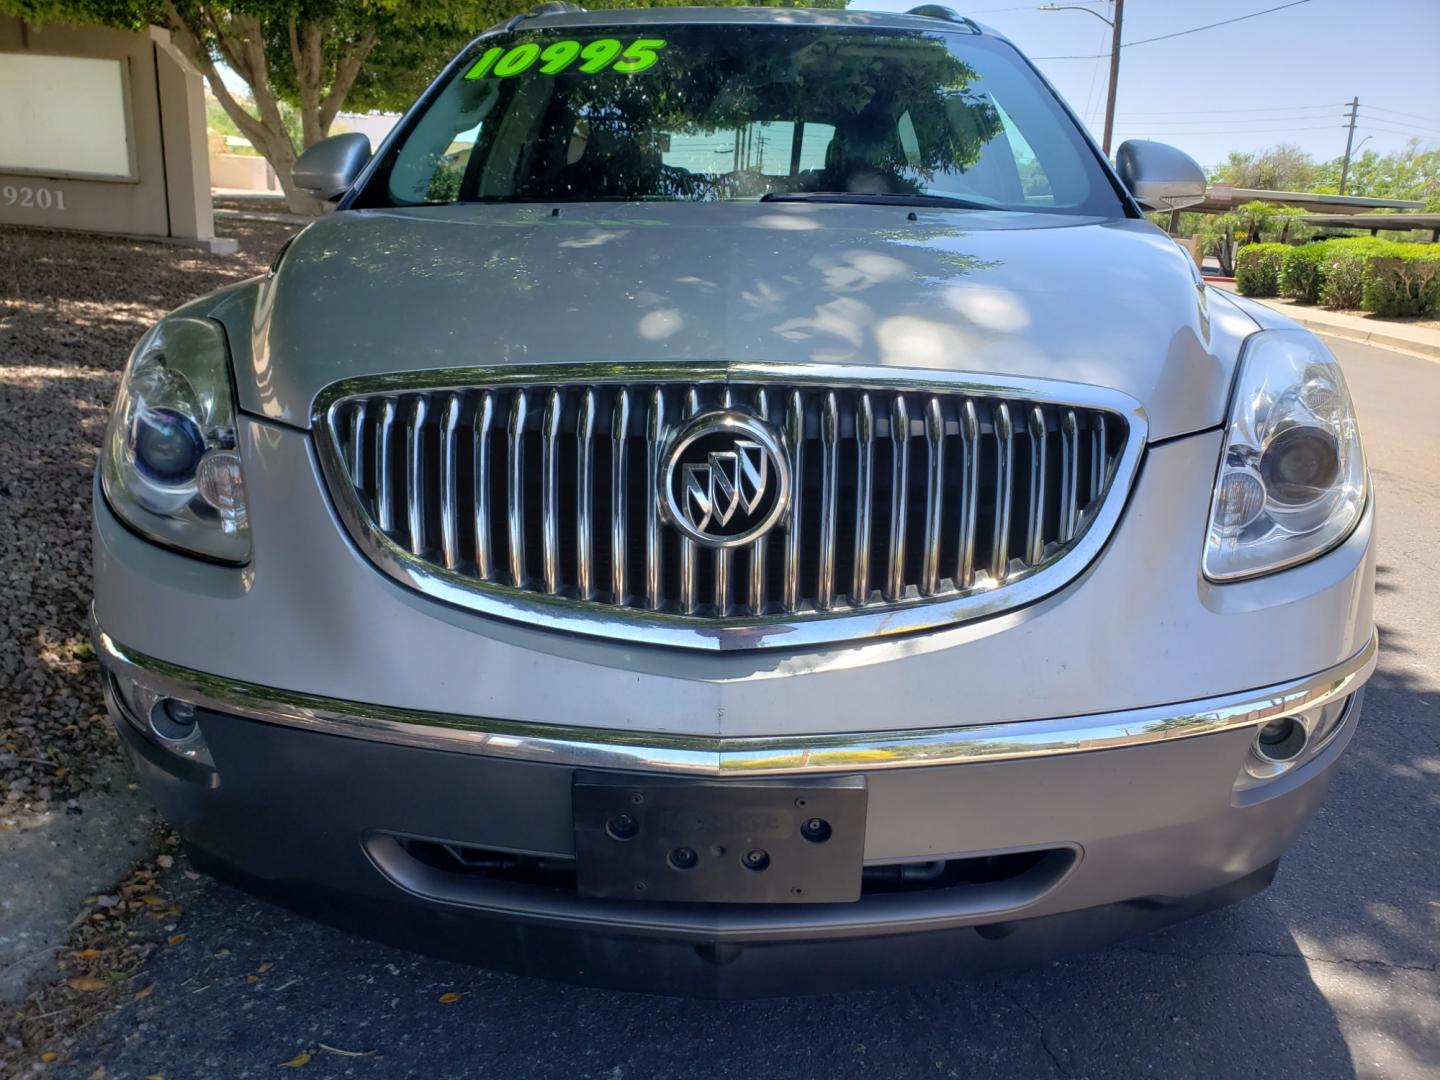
<box><xmin>93</xmin><ymin>5</ymin><xmax>1376</xmax><ymax>997</ymax></box>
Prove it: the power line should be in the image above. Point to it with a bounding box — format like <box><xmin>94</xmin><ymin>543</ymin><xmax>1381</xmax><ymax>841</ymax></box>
<box><xmin>1034</xmin><ymin>0</ymin><xmax>1314</xmax><ymax>59</ymax></box>
<box><xmin>1116</xmin><ymin>124</ymin><xmax>1341</xmax><ymax>136</ymax></box>
<box><xmin>1358</xmin><ymin>116</ymin><xmax>1440</xmax><ymax>137</ymax></box>
<box><xmin>1359</xmin><ymin>122</ymin><xmax>1440</xmax><ymax>140</ymax></box>
<box><xmin>1364</xmin><ymin>104</ymin><xmax>1440</xmax><ymax>125</ymax></box>
<box><xmin>1109</xmin><ymin>113</ymin><xmax>1350</xmax><ymax>126</ymax></box>
<box><xmin>1113</xmin><ymin>103</ymin><xmax>1344</xmax><ymax>116</ymax></box>
<box><xmin>963</xmin><ymin>1</ymin><xmax>1108</xmax><ymax>11</ymax></box>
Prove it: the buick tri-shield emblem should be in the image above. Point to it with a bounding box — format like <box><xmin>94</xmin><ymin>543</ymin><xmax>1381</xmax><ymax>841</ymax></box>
<box><xmin>661</xmin><ymin>411</ymin><xmax>791</xmax><ymax>548</ymax></box>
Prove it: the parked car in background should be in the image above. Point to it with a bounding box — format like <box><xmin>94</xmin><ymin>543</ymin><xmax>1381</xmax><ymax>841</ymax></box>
<box><xmin>94</xmin><ymin>4</ymin><xmax>1375</xmax><ymax>996</ymax></box>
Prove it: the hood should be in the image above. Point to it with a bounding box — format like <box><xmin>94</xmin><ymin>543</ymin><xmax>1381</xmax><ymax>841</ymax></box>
<box><xmin>227</xmin><ymin>202</ymin><xmax>1255</xmax><ymax>440</ymax></box>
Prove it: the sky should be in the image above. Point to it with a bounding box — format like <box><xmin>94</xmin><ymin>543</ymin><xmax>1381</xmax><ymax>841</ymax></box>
<box><xmin>849</xmin><ymin>0</ymin><xmax>1440</xmax><ymax>170</ymax></box>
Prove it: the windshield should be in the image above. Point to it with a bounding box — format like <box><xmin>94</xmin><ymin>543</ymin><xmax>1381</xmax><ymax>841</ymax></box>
<box><xmin>363</xmin><ymin>23</ymin><xmax>1119</xmax><ymax>215</ymax></box>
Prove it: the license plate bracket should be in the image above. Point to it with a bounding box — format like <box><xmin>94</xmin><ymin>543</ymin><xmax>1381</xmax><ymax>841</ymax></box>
<box><xmin>572</xmin><ymin>772</ymin><xmax>867</xmax><ymax>904</ymax></box>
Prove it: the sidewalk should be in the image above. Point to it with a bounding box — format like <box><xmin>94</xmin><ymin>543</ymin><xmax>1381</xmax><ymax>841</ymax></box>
<box><xmin>1210</xmin><ymin>282</ymin><xmax>1440</xmax><ymax>361</ymax></box>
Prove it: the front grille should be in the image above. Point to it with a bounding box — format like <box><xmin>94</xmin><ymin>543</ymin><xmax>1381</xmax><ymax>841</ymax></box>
<box><xmin>314</xmin><ymin>364</ymin><xmax>1142</xmax><ymax>649</ymax></box>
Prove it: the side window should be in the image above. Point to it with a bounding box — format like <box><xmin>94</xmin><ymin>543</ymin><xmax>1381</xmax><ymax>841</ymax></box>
<box><xmin>996</xmin><ymin>103</ymin><xmax>1052</xmax><ymax>201</ymax></box>
<box><xmin>794</xmin><ymin>122</ymin><xmax>835</xmax><ymax>172</ymax></box>
<box><xmin>425</xmin><ymin>120</ymin><xmax>483</xmax><ymax>202</ymax></box>
<box><xmin>897</xmin><ymin>111</ymin><xmax>921</xmax><ymax>169</ymax></box>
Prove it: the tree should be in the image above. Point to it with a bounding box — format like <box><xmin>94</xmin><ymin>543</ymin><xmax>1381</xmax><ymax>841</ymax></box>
<box><xmin>1314</xmin><ymin>138</ymin><xmax>1440</xmax><ymax>210</ymax></box>
<box><xmin>1211</xmin><ymin>144</ymin><xmax>1317</xmax><ymax>192</ymax></box>
<box><xmin>3</xmin><ymin>0</ymin><xmax>844</xmax><ymax>213</ymax></box>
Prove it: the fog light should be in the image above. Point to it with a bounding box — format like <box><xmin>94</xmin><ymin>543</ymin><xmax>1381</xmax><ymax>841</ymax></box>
<box><xmin>1254</xmin><ymin>716</ymin><xmax>1307</xmax><ymax>763</ymax></box>
<box><xmin>149</xmin><ymin>698</ymin><xmax>200</xmax><ymax>742</ymax></box>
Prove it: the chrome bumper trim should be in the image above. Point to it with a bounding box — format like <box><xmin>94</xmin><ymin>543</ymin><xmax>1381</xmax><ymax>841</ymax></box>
<box><xmin>93</xmin><ymin>624</ymin><xmax>1376</xmax><ymax>777</ymax></box>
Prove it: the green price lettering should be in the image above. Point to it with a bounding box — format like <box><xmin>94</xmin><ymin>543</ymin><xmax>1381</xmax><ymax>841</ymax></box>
<box><xmin>465</xmin><ymin>37</ymin><xmax>666</xmax><ymax>80</ymax></box>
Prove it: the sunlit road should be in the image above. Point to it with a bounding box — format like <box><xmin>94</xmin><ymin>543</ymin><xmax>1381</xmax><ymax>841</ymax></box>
<box><xmin>65</xmin><ymin>338</ymin><xmax>1439</xmax><ymax>1080</ymax></box>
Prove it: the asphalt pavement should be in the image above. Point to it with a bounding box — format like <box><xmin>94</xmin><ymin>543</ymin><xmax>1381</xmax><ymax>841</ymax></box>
<box><xmin>59</xmin><ymin>337</ymin><xmax>1440</xmax><ymax>1080</ymax></box>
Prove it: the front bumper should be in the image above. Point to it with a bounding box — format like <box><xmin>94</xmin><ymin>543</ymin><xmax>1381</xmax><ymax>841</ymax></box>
<box><xmin>92</xmin><ymin>410</ymin><xmax>1378</xmax><ymax>994</ymax></box>
<box><xmin>99</xmin><ymin>627</ymin><xmax>1372</xmax><ymax>996</ymax></box>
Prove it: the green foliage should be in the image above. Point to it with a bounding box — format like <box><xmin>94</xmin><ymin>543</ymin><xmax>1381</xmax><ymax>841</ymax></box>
<box><xmin>1266</xmin><ymin>237</ymin><xmax>1440</xmax><ymax>317</ymax></box>
<box><xmin>1319</xmin><ymin>245</ymin><xmax>1372</xmax><ymax>310</ymax></box>
<box><xmin>1212</xmin><ymin>144</ymin><xmax>1317</xmax><ymax>191</ymax></box>
<box><xmin>1211</xmin><ymin>140</ymin><xmax>1439</xmax><ymax>210</ymax></box>
<box><xmin>1279</xmin><ymin>242</ymin><xmax>1328</xmax><ymax>303</ymax></box>
<box><xmin>1362</xmin><ymin>247</ymin><xmax>1440</xmax><ymax>317</ymax></box>
<box><xmin>1235</xmin><ymin>243</ymin><xmax>1288</xmax><ymax>297</ymax></box>
<box><xmin>1313</xmin><ymin>139</ymin><xmax>1440</xmax><ymax>210</ymax></box>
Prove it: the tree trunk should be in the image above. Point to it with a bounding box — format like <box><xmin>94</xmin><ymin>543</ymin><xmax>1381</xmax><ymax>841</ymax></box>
<box><xmin>165</xmin><ymin>4</ymin><xmax>373</xmax><ymax>216</ymax></box>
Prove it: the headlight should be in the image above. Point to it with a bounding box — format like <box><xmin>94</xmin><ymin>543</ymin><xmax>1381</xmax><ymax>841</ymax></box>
<box><xmin>1204</xmin><ymin>330</ymin><xmax>1366</xmax><ymax>580</ymax></box>
<box><xmin>100</xmin><ymin>317</ymin><xmax>250</xmax><ymax>563</ymax></box>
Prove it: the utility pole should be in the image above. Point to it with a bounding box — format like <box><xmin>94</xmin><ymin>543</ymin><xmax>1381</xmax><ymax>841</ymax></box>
<box><xmin>1339</xmin><ymin>97</ymin><xmax>1359</xmax><ymax>195</ymax></box>
<box><xmin>1041</xmin><ymin>2</ymin><xmax>1123</xmax><ymax>156</ymax></box>
<box><xmin>1102</xmin><ymin>0</ymin><xmax>1124</xmax><ymax>157</ymax></box>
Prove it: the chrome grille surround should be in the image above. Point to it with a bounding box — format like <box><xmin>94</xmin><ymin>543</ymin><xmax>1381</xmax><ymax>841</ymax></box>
<box><xmin>312</xmin><ymin>363</ymin><xmax>1147</xmax><ymax>651</ymax></box>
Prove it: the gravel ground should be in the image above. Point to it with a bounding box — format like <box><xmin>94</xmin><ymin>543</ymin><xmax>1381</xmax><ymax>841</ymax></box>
<box><xmin>0</xmin><ymin>221</ymin><xmax>297</xmax><ymax>819</ymax></box>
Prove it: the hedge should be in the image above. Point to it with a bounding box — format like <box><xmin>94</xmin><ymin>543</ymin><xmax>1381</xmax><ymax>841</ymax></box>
<box><xmin>1279</xmin><ymin>243</ymin><xmax>1329</xmax><ymax>303</ymax></box>
<box><xmin>1363</xmin><ymin>247</ymin><xmax>1440</xmax><ymax>317</ymax></box>
<box><xmin>1235</xmin><ymin>243</ymin><xmax>1288</xmax><ymax>297</ymax></box>
<box><xmin>1319</xmin><ymin>244</ymin><xmax>1374</xmax><ymax>310</ymax></box>
<box><xmin>1240</xmin><ymin>236</ymin><xmax>1440</xmax><ymax>316</ymax></box>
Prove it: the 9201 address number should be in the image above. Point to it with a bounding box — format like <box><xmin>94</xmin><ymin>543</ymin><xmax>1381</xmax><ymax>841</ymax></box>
<box><xmin>3</xmin><ymin>184</ymin><xmax>67</xmax><ymax>211</ymax></box>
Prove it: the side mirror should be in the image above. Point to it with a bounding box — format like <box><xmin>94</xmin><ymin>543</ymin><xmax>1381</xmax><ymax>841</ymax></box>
<box><xmin>1114</xmin><ymin>140</ymin><xmax>1207</xmax><ymax>212</ymax></box>
<box><xmin>292</xmin><ymin>132</ymin><xmax>372</xmax><ymax>201</ymax></box>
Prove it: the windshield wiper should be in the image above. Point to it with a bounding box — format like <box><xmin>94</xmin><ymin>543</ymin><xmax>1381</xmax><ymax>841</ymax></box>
<box><xmin>759</xmin><ymin>192</ymin><xmax>995</xmax><ymax>211</ymax></box>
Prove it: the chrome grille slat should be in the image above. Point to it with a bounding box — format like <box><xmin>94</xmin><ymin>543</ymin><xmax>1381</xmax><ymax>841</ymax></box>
<box><xmin>748</xmin><ymin>388</ymin><xmax>770</xmax><ymax>613</ymax></box>
<box><xmin>540</xmin><ymin>389</ymin><xmax>562</xmax><ymax>595</ymax></box>
<box><xmin>320</xmin><ymin>367</ymin><xmax>1137</xmax><ymax>648</ymax></box>
<box><xmin>886</xmin><ymin>394</ymin><xmax>910</xmax><ymax>602</ymax></box>
<box><xmin>473</xmin><ymin>392</ymin><xmax>494</xmax><ymax>580</ymax></box>
<box><xmin>1091</xmin><ymin>413</ymin><xmax>1108</xmax><ymax>502</ymax></box>
<box><xmin>610</xmin><ymin>389</ymin><xmax>630</xmax><ymax>604</ymax></box>
<box><xmin>1025</xmin><ymin>405</ymin><xmax>1047</xmax><ymax>567</ymax></box>
<box><xmin>921</xmin><ymin>396</ymin><xmax>944</xmax><ymax>596</ymax></box>
<box><xmin>990</xmin><ymin>401</ymin><xmax>1014</xmax><ymax>584</ymax></box>
<box><xmin>782</xmin><ymin>391</ymin><xmax>805</xmax><ymax>613</ymax></box>
<box><xmin>576</xmin><ymin>389</ymin><xmax>597</xmax><ymax>601</ymax></box>
<box><xmin>716</xmin><ymin>389</ymin><xmax>734</xmax><ymax>614</ymax></box>
<box><xmin>375</xmin><ymin>398</ymin><xmax>396</xmax><ymax>534</ymax></box>
<box><xmin>852</xmin><ymin>392</ymin><xmax>875</xmax><ymax>605</ymax></box>
<box><xmin>506</xmin><ymin>390</ymin><xmax>527</xmax><ymax>587</ymax></box>
<box><xmin>679</xmin><ymin>389</ymin><xmax>701</xmax><ymax>616</ymax></box>
<box><xmin>956</xmin><ymin>399</ymin><xmax>979</xmax><ymax>589</ymax></box>
<box><xmin>349</xmin><ymin>400</ymin><xmax>367</xmax><ymax>489</ymax></box>
<box><xmin>816</xmin><ymin>391</ymin><xmax>840</xmax><ymax>611</ymax></box>
<box><xmin>439</xmin><ymin>393</ymin><xmax>462</xmax><ymax>570</ymax></box>
<box><xmin>405</xmin><ymin>397</ymin><xmax>427</xmax><ymax>557</ymax></box>
<box><xmin>1060</xmin><ymin>409</ymin><xmax>1080</xmax><ymax>543</ymax></box>
<box><xmin>644</xmin><ymin>388</ymin><xmax>664</xmax><ymax>610</ymax></box>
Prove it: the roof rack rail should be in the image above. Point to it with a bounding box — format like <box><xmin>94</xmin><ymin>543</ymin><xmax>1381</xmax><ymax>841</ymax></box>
<box><xmin>905</xmin><ymin>5</ymin><xmax>982</xmax><ymax>31</ymax></box>
<box><xmin>503</xmin><ymin>2</ymin><xmax>585</xmax><ymax>30</ymax></box>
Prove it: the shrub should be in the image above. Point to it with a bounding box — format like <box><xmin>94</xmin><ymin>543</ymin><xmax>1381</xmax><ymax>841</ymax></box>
<box><xmin>1319</xmin><ymin>247</ymin><xmax>1370</xmax><ymax>309</ymax></box>
<box><xmin>1363</xmin><ymin>247</ymin><xmax>1440</xmax><ymax>316</ymax></box>
<box><xmin>1235</xmin><ymin>242</ymin><xmax>1289</xmax><ymax>297</ymax></box>
<box><xmin>1316</xmin><ymin>238</ymin><xmax>1397</xmax><ymax>310</ymax></box>
<box><xmin>1279</xmin><ymin>242</ymin><xmax>1330</xmax><ymax>303</ymax></box>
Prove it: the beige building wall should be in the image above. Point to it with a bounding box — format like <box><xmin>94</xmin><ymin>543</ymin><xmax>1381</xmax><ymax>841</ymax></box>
<box><xmin>0</xmin><ymin>17</ymin><xmax>226</xmax><ymax>252</ymax></box>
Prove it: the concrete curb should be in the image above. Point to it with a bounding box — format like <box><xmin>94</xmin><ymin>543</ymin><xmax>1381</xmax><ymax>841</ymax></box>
<box><xmin>1293</xmin><ymin>317</ymin><xmax>1440</xmax><ymax>363</ymax></box>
